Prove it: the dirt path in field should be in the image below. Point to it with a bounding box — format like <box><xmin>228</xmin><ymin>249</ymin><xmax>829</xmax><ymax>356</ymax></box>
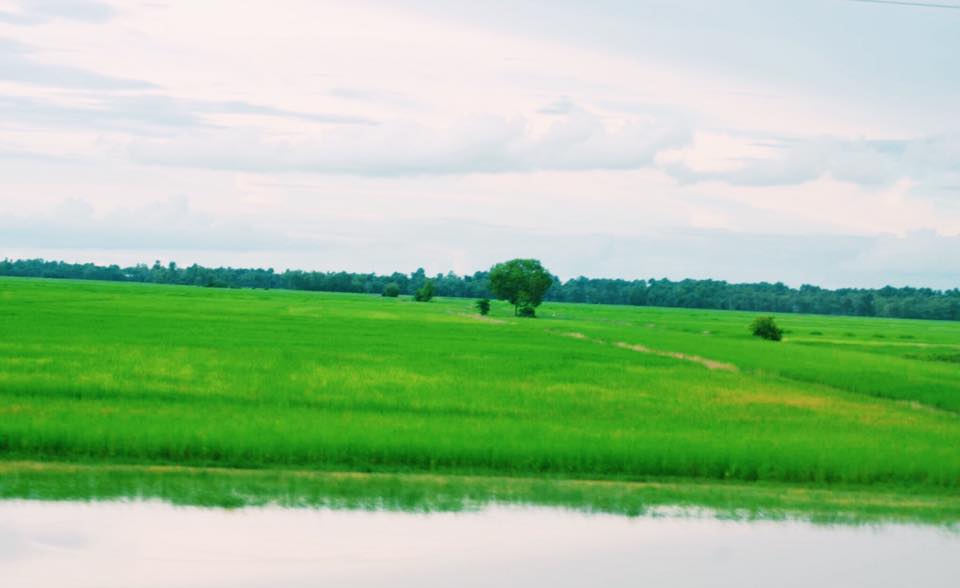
<box><xmin>614</xmin><ymin>342</ymin><xmax>738</xmax><ymax>372</ymax></box>
<box><xmin>797</xmin><ymin>338</ymin><xmax>960</xmax><ymax>349</ymax></box>
<box><xmin>557</xmin><ymin>331</ymin><xmax>737</xmax><ymax>372</ymax></box>
<box><xmin>461</xmin><ymin>313</ymin><xmax>509</xmax><ymax>324</ymax></box>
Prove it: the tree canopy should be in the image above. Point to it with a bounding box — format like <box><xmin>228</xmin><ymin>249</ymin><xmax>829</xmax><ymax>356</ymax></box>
<box><xmin>413</xmin><ymin>279</ymin><xmax>435</xmax><ymax>302</ymax></box>
<box><xmin>2</xmin><ymin>258</ymin><xmax>957</xmax><ymax>321</ymax></box>
<box><xmin>488</xmin><ymin>259</ymin><xmax>554</xmax><ymax>317</ymax></box>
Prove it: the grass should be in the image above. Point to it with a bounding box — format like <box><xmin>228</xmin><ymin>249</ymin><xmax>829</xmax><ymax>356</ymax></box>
<box><xmin>4</xmin><ymin>461</ymin><xmax>959</xmax><ymax>526</ymax></box>
<box><xmin>1</xmin><ymin>277</ymin><xmax>958</xmax><ymax>519</ymax></box>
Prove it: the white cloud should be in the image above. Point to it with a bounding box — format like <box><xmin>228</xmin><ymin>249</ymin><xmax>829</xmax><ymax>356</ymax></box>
<box><xmin>0</xmin><ymin>37</ymin><xmax>154</xmax><ymax>89</ymax></box>
<box><xmin>661</xmin><ymin>135</ymin><xmax>902</xmax><ymax>187</ymax></box>
<box><xmin>688</xmin><ymin>176</ymin><xmax>960</xmax><ymax>237</ymax></box>
<box><xmin>658</xmin><ymin>132</ymin><xmax>960</xmax><ymax>200</ymax></box>
<box><xmin>0</xmin><ymin>91</ymin><xmax>376</xmax><ymax>135</ymax></box>
<box><xmin>0</xmin><ymin>0</ymin><xmax>115</xmax><ymax>26</ymax></box>
<box><xmin>1</xmin><ymin>0</ymin><xmax>959</xmax><ymax>287</ymax></box>
<box><xmin>128</xmin><ymin>109</ymin><xmax>690</xmax><ymax>176</ymax></box>
<box><xmin>853</xmin><ymin>230</ymin><xmax>960</xmax><ymax>283</ymax></box>
<box><xmin>0</xmin><ymin>196</ymin><xmax>303</xmax><ymax>251</ymax></box>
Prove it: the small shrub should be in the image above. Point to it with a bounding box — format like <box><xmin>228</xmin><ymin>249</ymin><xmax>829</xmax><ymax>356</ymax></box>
<box><xmin>413</xmin><ymin>279</ymin><xmax>434</xmax><ymax>302</ymax></box>
<box><xmin>517</xmin><ymin>304</ymin><xmax>536</xmax><ymax>318</ymax></box>
<box><xmin>475</xmin><ymin>298</ymin><xmax>491</xmax><ymax>315</ymax></box>
<box><xmin>382</xmin><ymin>283</ymin><xmax>401</xmax><ymax>298</ymax></box>
<box><xmin>809</xmin><ymin>331</ymin><xmax>823</xmax><ymax>336</ymax></box>
<box><xmin>750</xmin><ymin>316</ymin><xmax>783</xmax><ymax>341</ymax></box>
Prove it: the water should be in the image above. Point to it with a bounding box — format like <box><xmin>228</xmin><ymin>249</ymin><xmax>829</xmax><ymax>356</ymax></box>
<box><xmin>1</xmin><ymin>500</ymin><xmax>957</xmax><ymax>587</ymax></box>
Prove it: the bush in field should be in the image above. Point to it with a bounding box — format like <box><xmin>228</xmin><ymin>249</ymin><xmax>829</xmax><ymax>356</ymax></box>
<box><xmin>414</xmin><ymin>279</ymin><xmax>435</xmax><ymax>302</ymax></box>
<box><xmin>751</xmin><ymin>316</ymin><xmax>783</xmax><ymax>341</ymax></box>
<box><xmin>517</xmin><ymin>304</ymin><xmax>536</xmax><ymax>318</ymax></box>
<box><xmin>488</xmin><ymin>258</ymin><xmax>553</xmax><ymax>317</ymax></box>
<box><xmin>475</xmin><ymin>298</ymin><xmax>491</xmax><ymax>315</ymax></box>
<box><xmin>382</xmin><ymin>283</ymin><xmax>401</xmax><ymax>298</ymax></box>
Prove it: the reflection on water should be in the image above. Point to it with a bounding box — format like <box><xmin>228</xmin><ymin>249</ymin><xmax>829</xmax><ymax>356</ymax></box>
<box><xmin>2</xmin><ymin>500</ymin><xmax>958</xmax><ymax>588</ymax></box>
<box><xmin>5</xmin><ymin>461</ymin><xmax>959</xmax><ymax>525</ymax></box>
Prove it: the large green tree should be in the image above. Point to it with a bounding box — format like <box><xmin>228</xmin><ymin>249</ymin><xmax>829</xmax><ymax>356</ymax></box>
<box><xmin>488</xmin><ymin>259</ymin><xmax>553</xmax><ymax>317</ymax></box>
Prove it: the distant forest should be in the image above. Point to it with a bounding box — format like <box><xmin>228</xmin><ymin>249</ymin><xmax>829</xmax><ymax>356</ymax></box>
<box><xmin>2</xmin><ymin>258</ymin><xmax>958</xmax><ymax>321</ymax></box>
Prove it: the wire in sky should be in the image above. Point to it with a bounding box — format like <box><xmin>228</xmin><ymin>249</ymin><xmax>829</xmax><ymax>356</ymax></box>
<box><xmin>848</xmin><ymin>0</ymin><xmax>960</xmax><ymax>9</ymax></box>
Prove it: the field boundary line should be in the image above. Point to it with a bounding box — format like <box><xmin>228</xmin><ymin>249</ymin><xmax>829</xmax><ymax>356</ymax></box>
<box><xmin>614</xmin><ymin>341</ymin><xmax>738</xmax><ymax>372</ymax></box>
<box><xmin>554</xmin><ymin>331</ymin><xmax>738</xmax><ymax>372</ymax></box>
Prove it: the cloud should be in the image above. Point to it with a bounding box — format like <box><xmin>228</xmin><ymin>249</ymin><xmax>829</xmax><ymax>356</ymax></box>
<box><xmin>0</xmin><ymin>144</ymin><xmax>74</xmax><ymax>163</ymax></box>
<box><xmin>0</xmin><ymin>196</ymin><xmax>304</xmax><ymax>251</ymax></box>
<box><xmin>195</xmin><ymin>100</ymin><xmax>377</xmax><ymax>125</ymax></box>
<box><xmin>0</xmin><ymin>94</ymin><xmax>200</xmax><ymax>132</ymax></box>
<box><xmin>538</xmin><ymin>97</ymin><xmax>577</xmax><ymax>115</ymax></box>
<box><xmin>853</xmin><ymin>229</ymin><xmax>960</xmax><ymax>282</ymax></box>
<box><xmin>663</xmin><ymin>141</ymin><xmax>825</xmax><ymax>187</ymax></box>
<box><xmin>661</xmin><ymin>133</ymin><xmax>959</xmax><ymax>189</ymax></box>
<box><xmin>0</xmin><ymin>37</ymin><xmax>155</xmax><ymax>90</ymax></box>
<box><xmin>1</xmin><ymin>0</ymin><xmax>958</xmax><ymax>291</ymax></box>
<box><xmin>328</xmin><ymin>87</ymin><xmax>423</xmax><ymax>111</ymax></box>
<box><xmin>128</xmin><ymin>109</ymin><xmax>691</xmax><ymax>176</ymax></box>
<box><xmin>901</xmin><ymin>134</ymin><xmax>960</xmax><ymax>176</ymax></box>
<box><xmin>0</xmin><ymin>0</ymin><xmax>116</xmax><ymax>25</ymax></box>
<box><xmin>0</xmin><ymin>93</ymin><xmax>377</xmax><ymax>135</ymax></box>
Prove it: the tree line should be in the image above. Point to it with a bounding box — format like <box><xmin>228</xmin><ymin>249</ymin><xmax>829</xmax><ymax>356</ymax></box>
<box><xmin>2</xmin><ymin>257</ymin><xmax>958</xmax><ymax>321</ymax></box>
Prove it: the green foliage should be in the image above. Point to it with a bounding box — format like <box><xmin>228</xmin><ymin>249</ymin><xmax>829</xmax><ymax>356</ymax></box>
<box><xmin>382</xmin><ymin>283</ymin><xmax>401</xmax><ymax>298</ymax></box>
<box><xmin>413</xmin><ymin>279</ymin><xmax>435</xmax><ymax>302</ymax></box>
<box><xmin>475</xmin><ymin>298</ymin><xmax>491</xmax><ymax>315</ymax></box>
<box><xmin>1</xmin><ymin>278</ymin><xmax>959</xmax><ymax>500</ymax></box>
<box><xmin>2</xmin><ymin>258</ymin><xmax>959</xmax><ymax>321</ymax></box>
<box><xmin>488</xmin><ymin>258</ymin><xmax>553</xmax><ymax>317</ymax></box>
<box><xmin>751</xmin><ymin>316</ymin><xmax>784</xmax><ymax>341</ymax></box>
<box><xmin>4</xmin><ymin>462</ymin><xmax>958</xmax><ymax>524</ymax></box>
<box><xmin>517</xmin><ymin>304</ymin><xmax>536</xmax><ymax>318</ymax></box>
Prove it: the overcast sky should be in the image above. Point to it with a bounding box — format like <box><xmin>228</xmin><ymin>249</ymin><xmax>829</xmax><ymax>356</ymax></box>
<box><xmin>1</xmin><ymin>0</ymin><xmax>959</xmax><ymax>287</ymax></box>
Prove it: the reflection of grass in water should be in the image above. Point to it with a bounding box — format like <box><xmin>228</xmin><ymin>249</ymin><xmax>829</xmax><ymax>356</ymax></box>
<box><xmin>2</xmin><ymin>461</ymin><xmax>959</xmax><ymax>527</ymax></box>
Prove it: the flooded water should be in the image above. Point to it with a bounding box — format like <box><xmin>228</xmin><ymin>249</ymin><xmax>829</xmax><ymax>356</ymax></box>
<box><xmin>1</xmin><ymin>500</ymin><xmax>957</xmax><ymax>588</ymax></box>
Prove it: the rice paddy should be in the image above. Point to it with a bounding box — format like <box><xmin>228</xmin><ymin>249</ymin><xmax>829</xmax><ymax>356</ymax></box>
<box><xmin>1</xmin><ymin>277</ymin><xmax>958</xmax><ymax>520</ymax></box>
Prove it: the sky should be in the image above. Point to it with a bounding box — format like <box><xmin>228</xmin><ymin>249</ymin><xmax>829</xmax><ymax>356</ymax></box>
<box><xmin>1</xmin><ymin>0</ymin><xmax>959</xmax><ymax>288</ymax></box>
<box><xmin>3</xmin><ymin>501</ymin><xmax>956</xmax><ymax>587</ymax></box>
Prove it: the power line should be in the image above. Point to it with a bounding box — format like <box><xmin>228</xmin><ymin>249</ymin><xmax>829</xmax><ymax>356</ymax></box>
<box><xmin>849</xmin><ymin>0</ymin><xmax>960</xmax><ymax>10</ymax></box>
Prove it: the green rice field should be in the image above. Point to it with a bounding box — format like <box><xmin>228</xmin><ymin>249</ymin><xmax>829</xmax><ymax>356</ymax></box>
<box><xmin>1</xmin><ymin>277</ymin><xmax>958</xmax><ymax>521</ymax></box>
